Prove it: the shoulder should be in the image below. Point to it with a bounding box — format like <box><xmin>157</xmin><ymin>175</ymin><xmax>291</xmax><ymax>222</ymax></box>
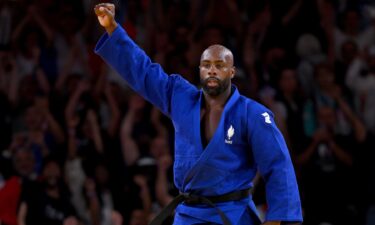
<box><xmin>238</xmin><ymin>96</ymin><xmax>276</xmax><ymax>135</ymax></box>
<box><xmin>169</xmin><ymin>73</ymin><xmax>198</xmax><ymax>94</ymax></box>
<box><xmin>239</xmin><ymin>95</ymin><xmax>272</xmax><ymax>118</ymax></box>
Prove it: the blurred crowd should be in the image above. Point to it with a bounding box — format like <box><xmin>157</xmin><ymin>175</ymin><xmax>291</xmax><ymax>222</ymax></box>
<box><xmin>0</xmin><ymin>0</ymin><xmax>375</xmax><ymax>225</ymax></box>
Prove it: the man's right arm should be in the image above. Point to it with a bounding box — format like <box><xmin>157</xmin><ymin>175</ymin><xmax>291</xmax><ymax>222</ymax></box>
<box><xmin>94</xmin><ymin>4</ymin><xmax>185</xmax><ymax>116</ymax></box>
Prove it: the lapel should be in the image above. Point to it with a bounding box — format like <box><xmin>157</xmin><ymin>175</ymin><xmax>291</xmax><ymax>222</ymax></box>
<box><xmin>182</xmin><ymin>86</ymin><xmax>240</xmax><ymax>191</ymax></box>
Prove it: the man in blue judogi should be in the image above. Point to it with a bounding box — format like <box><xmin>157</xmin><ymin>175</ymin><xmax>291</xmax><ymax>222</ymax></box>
<box><xmin>94</xmin><ymin>4</ymin><xmax>303</xmax><ymax>225</ymax></box>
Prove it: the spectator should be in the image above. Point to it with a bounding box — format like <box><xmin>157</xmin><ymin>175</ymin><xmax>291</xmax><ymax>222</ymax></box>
<box><xmin>17</xmin><ymin>158</ymin><xmax>78</xmax><ymax>225</ymax></box>
<box><xmin>346</xmin><ymin>45</ymin><xmax>375</xmax><ymax>134</ymax></box>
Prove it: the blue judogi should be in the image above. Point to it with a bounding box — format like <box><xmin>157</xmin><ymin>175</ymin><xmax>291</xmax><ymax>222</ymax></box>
<box><xmin>95</xmin><ymin>25</ymin><xmax>303</xmax><ymax>225</ymax></box>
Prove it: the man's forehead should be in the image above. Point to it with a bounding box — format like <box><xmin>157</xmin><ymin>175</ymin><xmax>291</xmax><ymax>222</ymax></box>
<box><xmin>201</xmin><ymin>46</ymin><xmax>233</xmax><ymax>63</ymax></box>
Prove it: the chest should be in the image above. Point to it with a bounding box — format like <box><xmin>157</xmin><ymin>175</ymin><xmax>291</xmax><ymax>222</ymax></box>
<box><xmin>200</xmin><ymin>108</ymin><xmax>223</xmax><ymax>143</ymax></box>
<box><xmin>171</xmin><ymin>89</ymin><xmax>249</xmax><ymax>154</ymax></box>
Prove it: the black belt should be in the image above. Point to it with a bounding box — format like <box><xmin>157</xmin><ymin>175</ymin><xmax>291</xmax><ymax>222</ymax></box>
<box><xmin>149</xmin><ymin>188</ymin><xmax>251</xmax><ymax>225</ymax></box>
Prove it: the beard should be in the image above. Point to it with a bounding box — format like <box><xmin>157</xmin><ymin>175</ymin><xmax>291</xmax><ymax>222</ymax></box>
<box><xmin>201</xmin><ymin>76</ymin><xmax>230</xmax><ymax>96</ymax></box>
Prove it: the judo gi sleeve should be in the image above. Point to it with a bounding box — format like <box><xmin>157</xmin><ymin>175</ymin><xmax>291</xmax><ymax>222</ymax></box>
<box><xmin>95</xmin><ymin>25</ymin><xmax>179</xmax><ymax>116</ymax></box>
<box><xmin>247</xmin><ymin>108</ymin><xmax>303</xmax><ymax>222</ymax></box>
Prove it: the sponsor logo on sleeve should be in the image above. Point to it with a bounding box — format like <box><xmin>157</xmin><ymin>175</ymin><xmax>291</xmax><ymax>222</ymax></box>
<box><xmin>261</xmin><ymin>112</ymin><xmax>272</xmax><ymax>124</ymax></box>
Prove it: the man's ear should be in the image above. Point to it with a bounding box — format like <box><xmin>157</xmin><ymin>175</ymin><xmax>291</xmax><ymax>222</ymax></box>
<box><xmin>231</xmin><ymin>66</ymin><xmax>236</xmax><ymax>79</ymax></box>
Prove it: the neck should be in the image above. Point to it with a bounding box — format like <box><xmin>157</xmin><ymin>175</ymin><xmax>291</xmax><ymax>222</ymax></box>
<box><xmin>203</xmin><ymin>86</ymin><xmax>232</xmax><ymax>109</ymax></box>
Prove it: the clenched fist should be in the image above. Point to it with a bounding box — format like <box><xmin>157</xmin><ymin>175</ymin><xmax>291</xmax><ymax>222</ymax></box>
<box><xmin>94</xmin><ymin>3</ymin><xmax>118</xmax><ymax>35</ymax></box>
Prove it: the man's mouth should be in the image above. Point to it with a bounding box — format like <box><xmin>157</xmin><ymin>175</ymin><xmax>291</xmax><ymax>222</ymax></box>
<box><xmin>206</xmin><ymin>77</ymin><xmax>220</xmax><ymax>87</ymax></box>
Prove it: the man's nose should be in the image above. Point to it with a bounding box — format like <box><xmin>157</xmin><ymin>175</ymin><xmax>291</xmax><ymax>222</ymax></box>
<box><xmin>208</xmin><ymin>65</ymin><xmax>217</xmax><ymax>75</ymax></box>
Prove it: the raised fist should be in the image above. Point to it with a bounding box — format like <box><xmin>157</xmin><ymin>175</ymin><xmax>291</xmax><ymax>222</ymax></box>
<box><xmin>94</xmin><ymin>3</ymin><xmax>117</xmax><ymax>34</ymax></box>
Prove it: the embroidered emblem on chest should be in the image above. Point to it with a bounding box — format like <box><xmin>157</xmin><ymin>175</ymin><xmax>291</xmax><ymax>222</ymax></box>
<box><xmin>225</xmin><ymin>125</ymin><xmax>234</xmax><ymax>144</ymax></box>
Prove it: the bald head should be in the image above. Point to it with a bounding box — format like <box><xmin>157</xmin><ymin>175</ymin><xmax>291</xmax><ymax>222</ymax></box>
<box><xmin>201</xmin><ymin>44</ymin><xmax>234</xmax><ymax>67</ymax></box>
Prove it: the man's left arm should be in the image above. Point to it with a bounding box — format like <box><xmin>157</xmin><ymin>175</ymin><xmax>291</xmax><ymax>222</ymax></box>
<box><xmin>247</xmin><ymin>108</ymin><xmax>303</xmax><ymax>223</ymax></box>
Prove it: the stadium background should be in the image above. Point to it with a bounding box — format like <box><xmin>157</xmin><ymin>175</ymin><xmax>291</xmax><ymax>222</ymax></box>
<box><xmin>1</xmin><ymin>0</ymin><xmax>375</xmax><ymax>225</ymax></box>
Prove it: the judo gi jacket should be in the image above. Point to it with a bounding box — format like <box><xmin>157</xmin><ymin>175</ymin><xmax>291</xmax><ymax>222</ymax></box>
<box><xmin>95</xmin><ymin>25</ymin><xmax>303</xmax><ymax>225</ymax></box>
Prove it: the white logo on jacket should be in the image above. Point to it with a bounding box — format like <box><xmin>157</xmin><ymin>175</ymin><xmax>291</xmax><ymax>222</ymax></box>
<box><xmin>225</xmin><ymin>125</ymin><xmax>234</xmax><ymax>144</ymax></box>
<box><xmin>262</xmin><ymin>112</ymin><xmax>272</xmax><ymax>124</ymax></box>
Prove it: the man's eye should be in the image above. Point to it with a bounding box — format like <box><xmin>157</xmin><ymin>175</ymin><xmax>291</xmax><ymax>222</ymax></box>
<box><xmin>201</xmin><ymin>64</ymin><xmax>211</xmax><ymax>69</ymax></box>
<box><xmin>215</xmin><ymin>64</ymin><xmax>224</xmax><ymax>69</ymax></box>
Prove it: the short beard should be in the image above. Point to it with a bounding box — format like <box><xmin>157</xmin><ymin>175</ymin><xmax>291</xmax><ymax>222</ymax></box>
<box><xmin>201</xmin><ymin>77</ymin><xmax>230</xmax><ymax>96</ymax></box>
